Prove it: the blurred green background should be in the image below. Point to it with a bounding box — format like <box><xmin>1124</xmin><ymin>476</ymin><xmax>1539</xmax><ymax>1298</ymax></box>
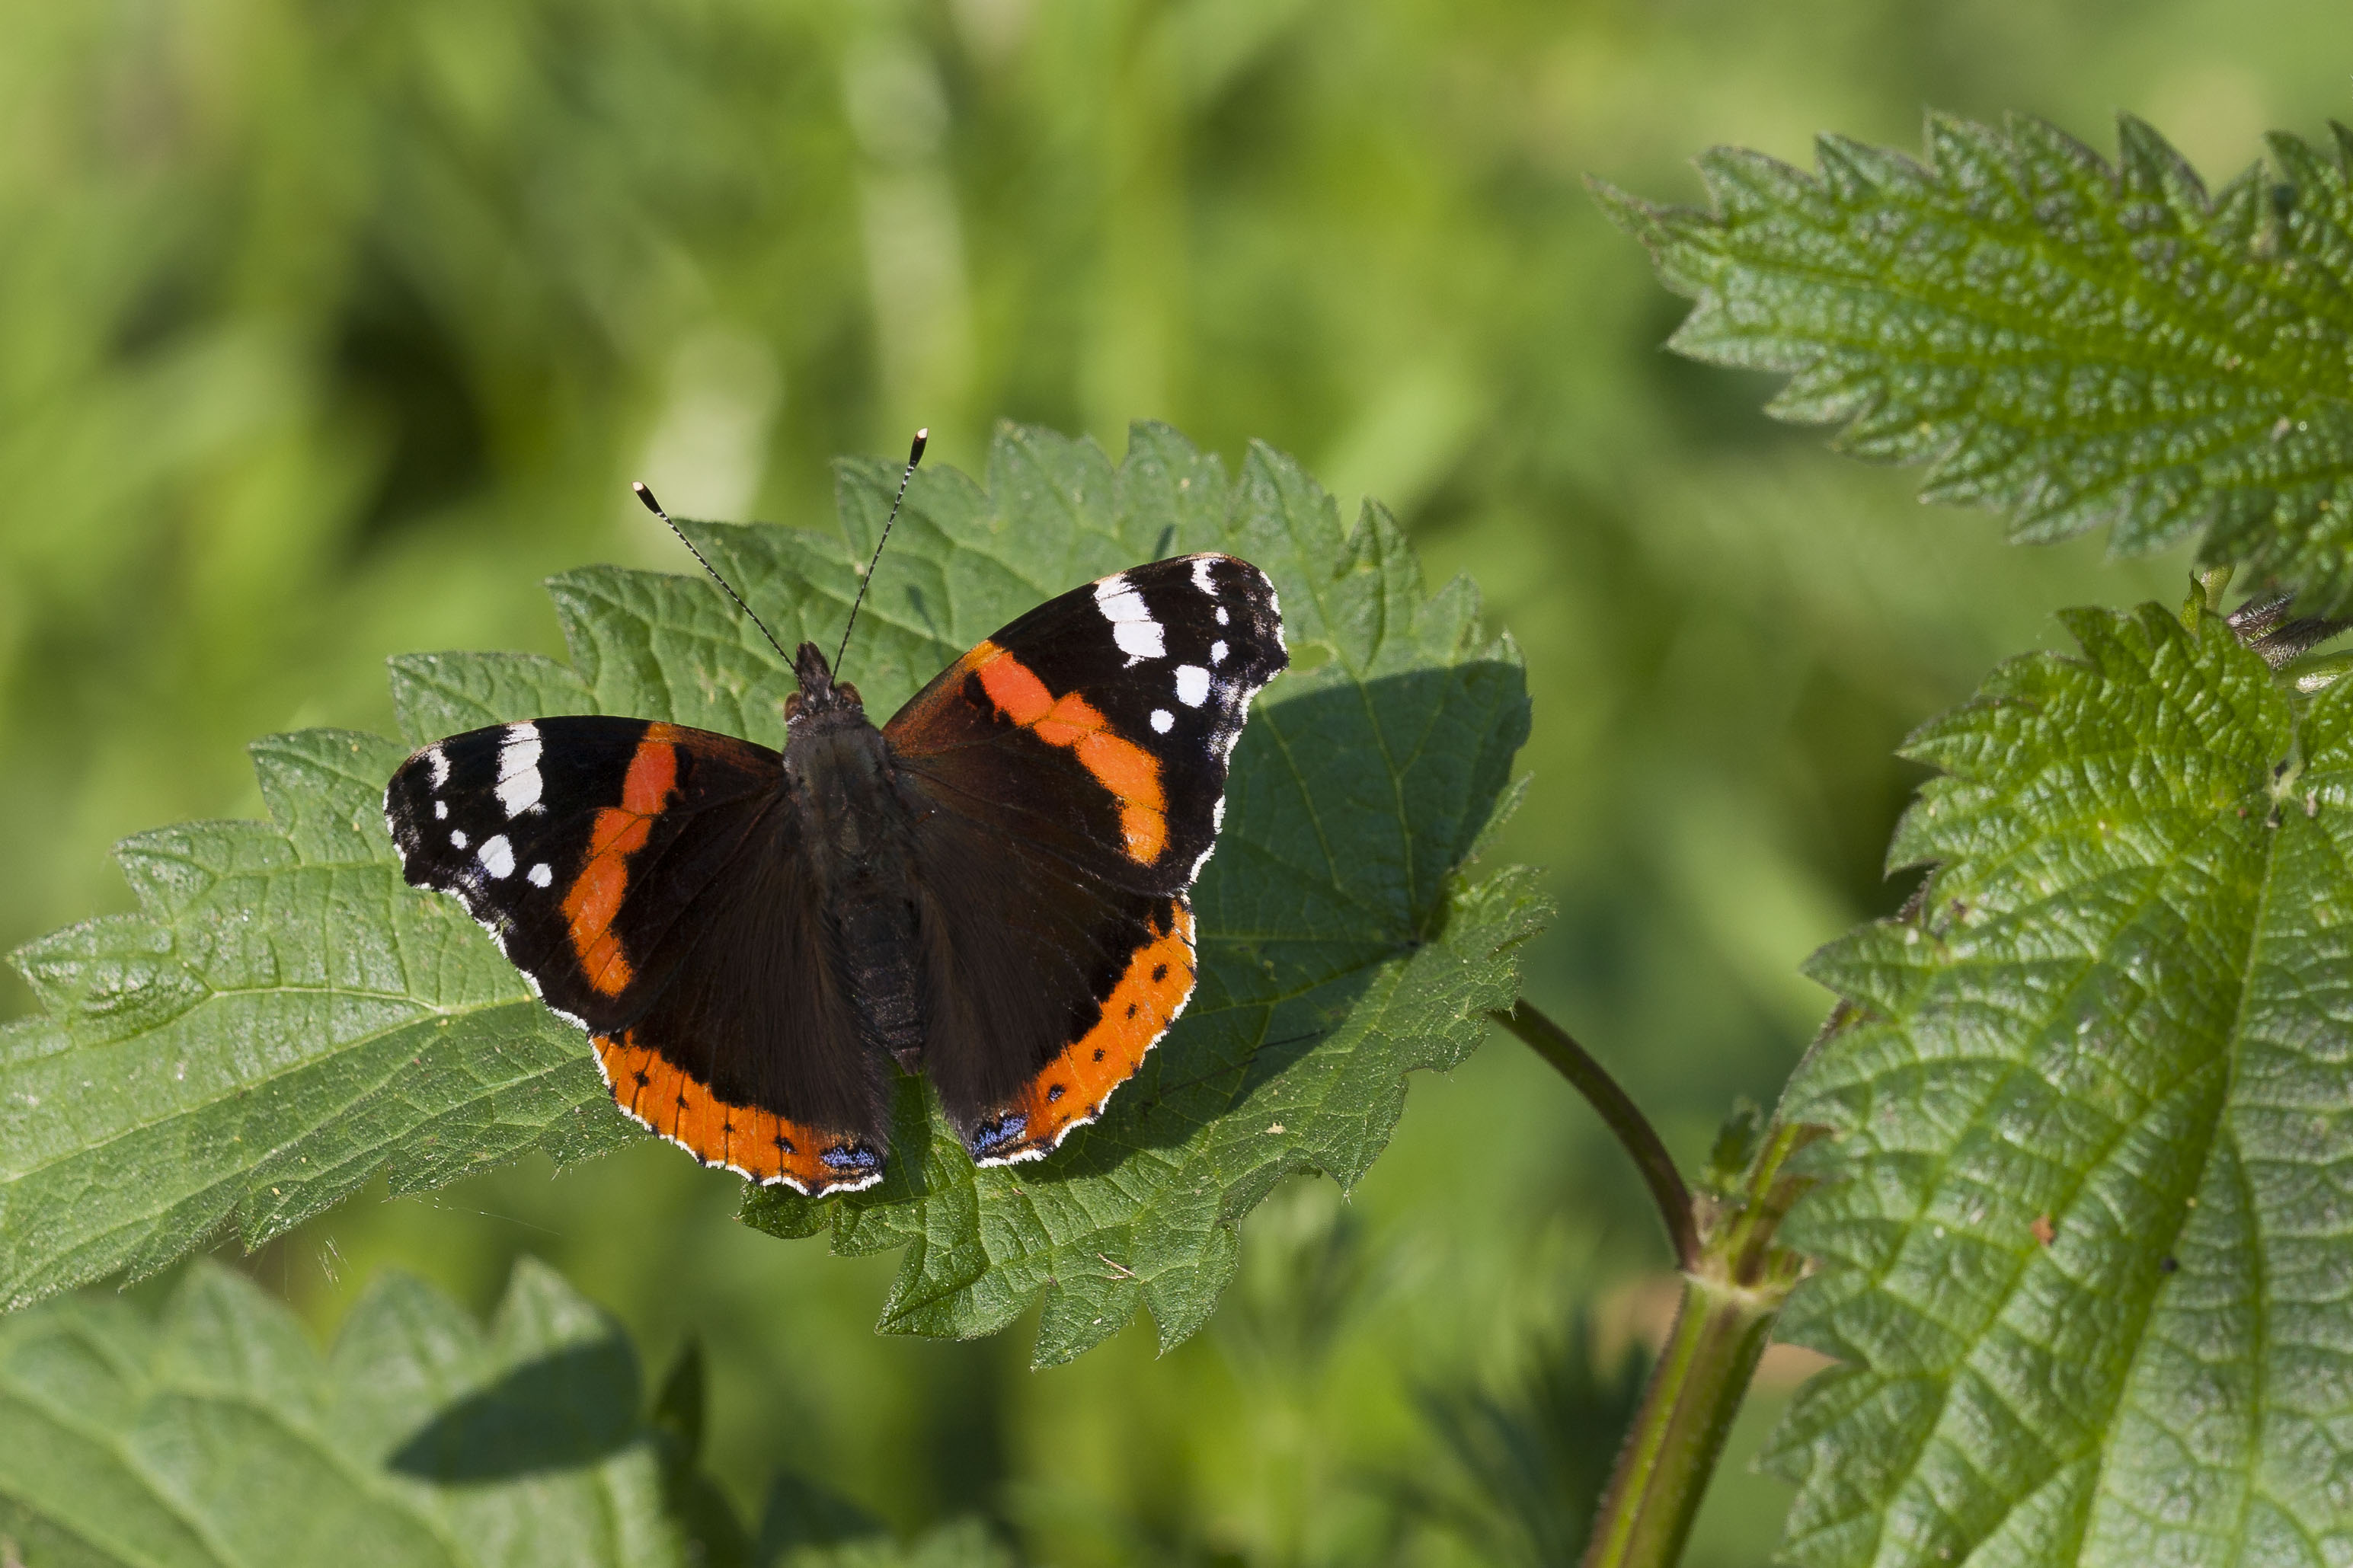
<box><xmin>4</xmin><ymin>0</ymin><xmax>2343</xmax><ymax>1560</ymax></box>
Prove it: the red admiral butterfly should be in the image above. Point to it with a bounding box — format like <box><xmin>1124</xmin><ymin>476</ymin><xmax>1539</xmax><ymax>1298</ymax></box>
<box><xmin>384</xmin><ymin>435</ymin><xmax>1287</xmax><ymax>1195</ymax></box>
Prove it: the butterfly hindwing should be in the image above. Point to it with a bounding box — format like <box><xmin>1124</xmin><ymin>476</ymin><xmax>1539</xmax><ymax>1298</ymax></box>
<box><xmin>383</xmin><ymin>717</ymin><xmax>887</xmax><ymax>1193</ymax></box>
<box><xmin>594</xmin><ymin>803</ymin><xmax>890</xmax><ymax>1191</ymax></box>
<box><xmin>884</xmin><ymin>554</ymin><xmax>1286</xmax><ymax>1161</ymax></box>
<box><xmin>900</xmin><ymin>800</ymin><xmax>1197</xmax><ymax>1161</ymax></box>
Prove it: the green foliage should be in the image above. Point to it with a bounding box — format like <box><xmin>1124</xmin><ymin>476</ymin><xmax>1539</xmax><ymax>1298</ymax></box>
<box><xmin>1600</xmin><ymin>115</ymin><xmax>2353</xmax><ymax>609</ymax></box>
<box><xmin>1770</xmin><ymin>600</ymin><xmax>2353</xmax><ymax>1565</ymax></box>
<box><xmin>750</xmin><ymin>1467</ymin><xmax>1018</xmax><ymax>1568</ymax></box>
<box><xmin>0</xmin><ymin>1259</ymin><xmax>1014</xmax><ymax>1568</ymax></box>
<box><xmin>0</xmin><ymin>1258</ymin><xmax>679</xmax><ymax>1566</ymax></box>
<box><xmin>2</xmin><ymin>424</ymin><xmax>1536</xmax><ymax>1369</ymax></box>
<box><xmin>765</xmin><ymin>1510</ymin><xmax>1017</xmax><ymax>1568</ymax></box>
<box><xmin>0</xmin><ymin>727</ymin><xmax>632</xmax><ymax>1311</ymax></box>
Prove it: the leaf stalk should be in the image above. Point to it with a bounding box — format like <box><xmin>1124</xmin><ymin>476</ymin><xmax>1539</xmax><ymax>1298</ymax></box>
<box><xmin>1489</xmin><ymin>1000</ymin><xmax>1699</xmax><ymax>1269</ymax></box>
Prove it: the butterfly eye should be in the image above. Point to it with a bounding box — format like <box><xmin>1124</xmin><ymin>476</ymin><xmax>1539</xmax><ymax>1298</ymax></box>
<box><xmin>837</xmin><ymin>681</ymin><xmax>862</xmax><ymax>707</ymax></box>
<box><xmin>783</xmin><ymin>692</ymin><xmax>803</xmax><ymax>721</ymax></box>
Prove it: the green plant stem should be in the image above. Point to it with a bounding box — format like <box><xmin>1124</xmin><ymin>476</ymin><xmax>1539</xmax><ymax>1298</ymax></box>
<box><xmin>1495</xmin><ymin>1001</ymin><xmax>1819</xmax><ymax>1567</ymax></box>
<box><xmin>1581</xmin><ymin>1121</ymin><xmax>1818</xmax><ymax>1568</ymax></box>
<box><xmin>1489</xmin><ymin>1001</ymin><xmax>1699</xmax><ymax>1268</ymax></box>
<box><xmin>1580</xmin><ymin>1274</ymin><xmax>1779</xmax><ymax>1568</ymax></box>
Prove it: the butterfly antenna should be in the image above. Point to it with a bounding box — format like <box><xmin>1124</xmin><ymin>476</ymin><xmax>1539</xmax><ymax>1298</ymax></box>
<box><xmin>631</xmin><ymin>482</ymin><xmax>794</xmax><ymax>664</ymax></box>
<box><xmin>834</xmin><ymin>428</ymin><xmax>928</xmax><ymax>674</ymax></box>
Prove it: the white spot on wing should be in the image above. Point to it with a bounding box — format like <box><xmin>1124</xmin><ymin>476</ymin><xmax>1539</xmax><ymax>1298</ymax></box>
<box><xmin>434</xmin><ymin>800</ymin><xmax>448</xmax><ymax>820</ymax></box>
<box><xmin>1095</xmin><ymin>576</ymin><xmax>1165</xmax><ymax>659</ymax></box>
<box><xmin>1213</xmin><ymin>797</ymin><xmax>1226</xmax><ymax>830</ymax></box>
<box><xmin>528</xmin><ymin>861</ymin><xmax>553</xmax><ymax>888</ymax></box>
<box><xmin>1151</xmin><ymin>708</ymin><xmax>1174</xmax><ymax>733</ymax></box>
<box><xmin>1175</xmin><ymin>665</ymin><xmax>1210</xmax><ymax>707</ymax></box>
<box><xmin>1215</xmin><ymin>605</ymin><xmax>1229</xmax><ymax>627</ymax></box>
<box><xmin>1192</xmin><ymin>557</ymin><xmax>1218</xmax><ymax>595</ymax></box>
<box><xmin>1210</xmin><ymin>640</ymin><xmax>1228</xmax><ymax>666</ymax></box>
<box><xmin>427</xmin><ymin>747</ymin><xmax>451</xmax><ymax>789</ymax></box>
<box><xmin>478</xmin><ymin>834</ymin><xmax>516</xmax><ymax>879</ymax></box>
<box><xmin>450</xmin><ymin>829</ymin><xmax>468</xmax><ymax>850</ymax></box>
<box><xmin>497</xmin><ymin>723</ymin><xmax>543</xmax><ymax>817</ymax></box>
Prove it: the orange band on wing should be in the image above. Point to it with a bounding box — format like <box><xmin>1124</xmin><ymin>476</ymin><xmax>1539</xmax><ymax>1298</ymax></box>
<box><xmin>967</xmin><ymin>640</ymin><xmax>1167</xmax><ymax>862</ymax></box>
<box><xmin>562</xmin><ymin>725</ymin><xmax>682</xmax><ymax>995</ymax></box>
<box><xmin>593</xmin><ymin>1031</ymin><xmax>884</xmax><ymax>1194</ymax></box>
<box><xmin>977</xmin><ymin>900</ymin><xmax>1195</xmax><ymax>1163</ymax></box>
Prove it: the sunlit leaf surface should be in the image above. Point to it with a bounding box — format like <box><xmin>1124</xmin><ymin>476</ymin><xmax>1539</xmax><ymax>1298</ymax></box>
<box><xmin>1769</xmin><ymin>602</ymin><xmax>2353</xmax><ymax>1566</ymax></box>
<box><xmin>1603</xmin><ymin>116</ymin><xmax>2353</xmax><ymax>609</ymax></box>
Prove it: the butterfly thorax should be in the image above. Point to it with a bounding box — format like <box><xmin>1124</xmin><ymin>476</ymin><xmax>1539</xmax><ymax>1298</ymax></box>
<box><xmin>781</xmin><ymin>676</ymin><xmax>892</xmax><ymax>862</ymax></box>
<box><xmin>781</xmin><ymin>641</ymin><xmax>926</xmax><ymax>1065</ymax></box>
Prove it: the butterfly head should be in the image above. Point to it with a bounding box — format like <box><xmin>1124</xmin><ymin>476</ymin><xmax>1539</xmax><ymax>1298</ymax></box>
<box><xmin>785</xmin><ymin>640</ymin><xmax>863</xmax><ymax>724</ymax></box>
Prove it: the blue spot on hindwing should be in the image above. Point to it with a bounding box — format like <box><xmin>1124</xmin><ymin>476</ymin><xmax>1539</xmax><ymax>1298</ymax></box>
<box><xmin>968</xmin><ymin>1113</ymin><xmax>1029</xmax><ymax>1156</ymax></box>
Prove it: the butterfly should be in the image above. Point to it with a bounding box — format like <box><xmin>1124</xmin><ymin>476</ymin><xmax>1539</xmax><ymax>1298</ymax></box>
<box><xmin>383</xmin><ymin>437</ymin><xmax>1287</xmax><ymax>1195</ymax></box>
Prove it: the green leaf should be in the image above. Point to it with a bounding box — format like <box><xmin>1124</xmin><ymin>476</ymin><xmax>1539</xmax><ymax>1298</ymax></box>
<box><xmin>651</xmin><ymin>1336</ymin><xmax>762</xmax><ymax>1568</ymax></box>
<box><xmin>0</xmin><ymin>728</ymin><xmax>635</xmax><ymax>1311</ymax></box>
<box><xmin>1599</xmin><ymin>114</ymin><xmax>2353</xmax><ymax>611</ymax></box>
<box><xmin>3</xmin><ymin>423</ymin><xmax>1537</xmax><ymax>1365</ymax></box>
<box><xmin>1766</xmin><ymin>602</ymin><xmax>2353</xmax><ymax>1565</ymax></box>
<box><xmin>0</xmin><ymin>1257</ymin><xmax>683</xmax><ymax>1566</ymax></box>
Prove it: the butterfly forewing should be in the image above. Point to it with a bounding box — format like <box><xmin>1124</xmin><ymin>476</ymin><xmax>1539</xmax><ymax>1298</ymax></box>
<box><xmin>887</xmin><ymin>554</ymin><xmax>1286</xmax><ymax>893</ymax></box>
<box><xmin>385</xmin><ymin>718</ymin><xmax>775</xmax><ymax>1027</ymax></box>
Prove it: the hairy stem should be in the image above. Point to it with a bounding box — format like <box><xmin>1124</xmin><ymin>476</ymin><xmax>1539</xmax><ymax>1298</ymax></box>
<box><xmin>1580</xmin><ymin>1122</ymin><xmax>1818</xmax><ymax>1568</ymax></box>
<box><xmin>1581</xmin><ymin>1275</ymin><xmax>1778</xmax><ymax>1568</ymax></box>
<box><xmin>1494</xmin><ymin>1000</ymin><xmax>1819</xmax><ymax>1566</ymax></box>
<box><xmin>1489</xmin><ymin>1000</ymin><xmax>1699</xmax><ymax>1269</ymax></box>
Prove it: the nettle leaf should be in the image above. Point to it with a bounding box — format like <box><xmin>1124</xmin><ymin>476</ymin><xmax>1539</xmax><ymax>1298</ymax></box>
<box><xmin>0</xmin><ymin>729</ymin><xmax>633</xmax><ymax>1311</ymax></box>
<box><xmin>734</xmin><ymin>428</ymin><xmax>1537</xmax><ymax>1364</ymax></box>
<box><xmin>0</xmin><ymin>1258</ymin><xmax>682</xmax><ymax>1566</ymax></box>
<box><xmin>1599</xmin><ymin>115</ymin><xmax>2353</xmax><ymax>611</ymax></box>
<box><xmin>766</xmin><ymin>1524</ymin><xmax>1012</xmax><ymax>1568</ymax></box>
<box><xmin>2</xmin><ymin>423</ymin><xmax>1537</xmax><ymax>1364</ymax></box>
<box><xmin>1768</xmin><ymin>602</ymin><xmax>2353</xmax><ymax>1566</ymax></box>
